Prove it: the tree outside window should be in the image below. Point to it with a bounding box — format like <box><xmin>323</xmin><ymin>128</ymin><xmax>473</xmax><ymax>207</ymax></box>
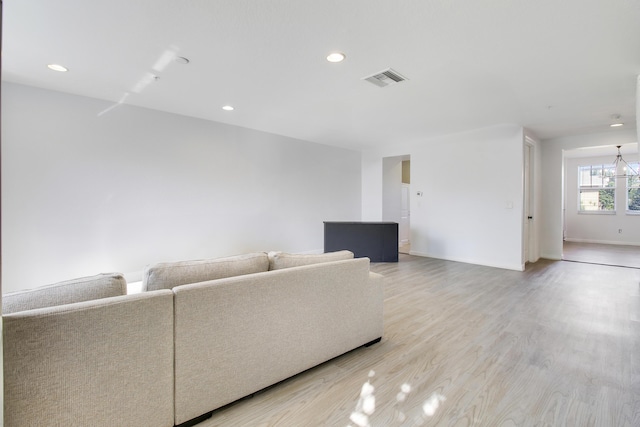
<box><xmin>578</xmin><ymin>165</ymin><xmax>615</xmax><ymax>212</ymax></box>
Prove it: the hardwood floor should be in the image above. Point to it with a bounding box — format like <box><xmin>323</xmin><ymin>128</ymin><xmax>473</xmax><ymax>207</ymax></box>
<box><xmin>199</xmin><ymin>255</ymin><xmax>640</xmax><ymax>426</ymax></box>
<box><xmin>563</xmin><ymin>241</ymin><xmax>640</xmax><ymax>269</ymax></box>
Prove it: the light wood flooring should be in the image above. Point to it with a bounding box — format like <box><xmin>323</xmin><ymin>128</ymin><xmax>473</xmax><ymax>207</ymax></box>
<box><xmin>200</xmin><ymin>255</ymin><xmax>640</xmax><ymax>426</ymax></box>
<box><xmin>563</xmin><ymin>241</ymin><xmax>640</xmax><ymax>269</ymax></box>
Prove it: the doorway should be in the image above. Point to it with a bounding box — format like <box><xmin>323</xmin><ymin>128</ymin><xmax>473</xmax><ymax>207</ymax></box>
<box><xmin>561</xmin><ymin>144</ymin><xmax>640</xmax><ymax>269</ymax></box>
<box><xmin>382</xmin><ymin>155</ymin><xmax>411</xmax><ymax>255</ymax></box>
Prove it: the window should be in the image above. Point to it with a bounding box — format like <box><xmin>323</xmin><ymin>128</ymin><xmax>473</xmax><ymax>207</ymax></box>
<box><xmin>578</xmin><ymin>164</ymin><xmax>615</xmax><ymax>212</ymax></box>
<box><xmin>627</xmin><ymin>162</ymin><xmax>640</xmax><ymax>212</ymax></box>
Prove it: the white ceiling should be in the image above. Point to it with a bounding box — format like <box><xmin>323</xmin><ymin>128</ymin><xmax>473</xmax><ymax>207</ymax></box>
<box><xmin>564</xmin><ymin>143</ymin><xmax>638</xmax><ymax>159</ymax></box>
<box><xmin>3</xmin><ymin>0</ymin><xmax>640</xmax><ymax>150</ymax></box>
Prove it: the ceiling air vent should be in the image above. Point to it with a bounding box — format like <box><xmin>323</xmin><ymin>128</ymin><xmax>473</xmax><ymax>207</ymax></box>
<box><xmin>362</xmin><ymin>68</ymin><xmax>408</xmax><ymax>88</ymax></box>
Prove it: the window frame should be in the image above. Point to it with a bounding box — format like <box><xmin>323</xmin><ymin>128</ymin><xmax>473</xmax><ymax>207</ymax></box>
<box><xmin>626</xmin><ymin>162</ymin><xmax>640</xmax><ymax>214</ymax></box>
<box><xmin>577</xmin><ymin>164</ymin><xmax>616</xmax><ymax>214</ymax></box>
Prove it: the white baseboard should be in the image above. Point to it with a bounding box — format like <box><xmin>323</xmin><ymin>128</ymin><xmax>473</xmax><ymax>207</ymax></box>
<box><xmin>540</xmin><ymin>253</ymin><xmax>562</xmax><ymax>261</ymax></box>
<box><xmin>564</xmin><ymin>238</ymin><xmax>640</xmax><ymax>246</ymax></box>
<box><xmin>408</xmin><ymin>251</ymin><xmax>524</xmax><ymax>272</ymax></box>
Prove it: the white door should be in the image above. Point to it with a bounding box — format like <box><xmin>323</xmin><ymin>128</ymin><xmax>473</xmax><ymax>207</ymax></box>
<box><xmin>400</xmin><ymin>184</ymin><xmax>410</xmax><ymax>245</ymax></box>
<box><xmin>524</xmin><ymin>143</ymin><xmax>534</xmax><ymax>264</ymax></box>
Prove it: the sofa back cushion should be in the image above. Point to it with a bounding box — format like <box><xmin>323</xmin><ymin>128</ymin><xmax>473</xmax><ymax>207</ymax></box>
<box><xmin>268</xmin><ymin>250</ymin><xmax>354</xmax><ymax>270</ymax></box>
<box><xmin>2</xmin><ymin>273</ymin><xmax>127</xmax><ymax>315</ymax></box>
<box><xmin>143</xmin><ymin>252</ymin><xmax>269</xmax><ymax>291</ymax></box>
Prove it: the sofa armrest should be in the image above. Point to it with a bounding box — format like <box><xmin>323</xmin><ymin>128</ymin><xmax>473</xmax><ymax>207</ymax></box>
<box><xmin>3</xmin><ymin>290</ymin><xmax>175</xmax><ymax>427</ymax></box>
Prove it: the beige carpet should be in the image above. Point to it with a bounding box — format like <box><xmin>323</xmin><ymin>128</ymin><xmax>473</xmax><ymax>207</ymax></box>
<box><xmin>563</xmin><ymin>241</ymin><xmax>640</xmax><ymax>269</ymax></box>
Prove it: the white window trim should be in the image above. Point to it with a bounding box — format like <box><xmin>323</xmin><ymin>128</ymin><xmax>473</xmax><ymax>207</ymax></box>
<box><xmin>625</xmin><ymin>162</ymin><xmax>640</xmax><ymax>214</ymax></box>
<box><xmin>577</xmin><ymin>164</ymin><xmax>616</xmax><ymax>213</ymax></box>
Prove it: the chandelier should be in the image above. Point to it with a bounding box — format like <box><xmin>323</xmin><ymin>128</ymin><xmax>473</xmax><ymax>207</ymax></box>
<box><xmin>612</xmin><ymin>145</ymin><xmax>639</xmax><ymax>179</ymax></box>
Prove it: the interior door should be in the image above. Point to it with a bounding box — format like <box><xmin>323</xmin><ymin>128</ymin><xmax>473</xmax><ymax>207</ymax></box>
<box><xmin>524</xmin><ymin>144</ymin><xmax>532</xmax><ymax>264</ymax></box>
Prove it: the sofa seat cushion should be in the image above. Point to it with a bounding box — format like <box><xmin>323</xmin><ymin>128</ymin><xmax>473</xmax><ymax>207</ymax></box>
<box><xmin>2</xmin><ymin>273</ymin><xmax>127</xmax><ymax>315</ymax></box>
<box><xmin>268</xmin><ymin>250</ymin><xmax>354</xmax><ymax>270</ymax></box>
<box><xmin>143</xmin><ymin>252</ymin><xmax>269</xmax><ymax>291</ymax></box>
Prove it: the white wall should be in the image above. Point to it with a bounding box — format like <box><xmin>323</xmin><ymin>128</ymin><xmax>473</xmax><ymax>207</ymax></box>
<box><xmin>361</xmin><ymin>151</ymin><xmax>383</xmax><ymax>221</ymax></box>
<box><xmin>363</xmin><ymin>124</ymin><xmax>527</xmax><ymax>271</ymax></box>
<box><xmin>540</xmin><ymin>129</ymin><xmax>638</xmax><ymax>259</ymax></box>
<box><xmin>1</xmin><ymin>83</ymin><xmax>362</xmax><ymax>292</ymax></box>
<box><xmin>382</xmin><ymin>156</ymin><xmax>403</xmax><ymax>224</ymax></box>
<box><xmin>564</xmin><ymin>153</ymin><xmax>640</xmax><ymax>245</ymax></box>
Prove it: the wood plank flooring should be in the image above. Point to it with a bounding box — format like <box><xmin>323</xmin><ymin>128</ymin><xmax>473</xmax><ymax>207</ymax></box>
<box><xmin>563</xmin><ymin>241</ymin><xmax>640</xmax><ymax>269</ymax></box>
<box><xmin>199</xmin><ymin>255</ymin><xmax>640</xmax><ymax>426</ymax></box>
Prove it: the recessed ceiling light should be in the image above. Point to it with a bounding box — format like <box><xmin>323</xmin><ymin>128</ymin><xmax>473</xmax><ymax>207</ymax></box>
<box><xmin>47</xmin><ymin>64</ymin><xmax>68</xmax><ymax>72</ymax></box>
<box><xmin>222</xmin><ymin>105</ymin><xmax>234</xmax><ymax>111</ymax></box>
<box><xmin>326</xmin><ymin>52</ymin><xmax>346</xmax><ymax>63</ymax></box>
<box><xmin>175</xmin><ymin>56</ymin><xmax>190</xmax><ymax>65</ymax></box>
<box><xmin>610</xmin><ymin>123</ymin><xmax>624</xmax><ymax>127</ymax></box>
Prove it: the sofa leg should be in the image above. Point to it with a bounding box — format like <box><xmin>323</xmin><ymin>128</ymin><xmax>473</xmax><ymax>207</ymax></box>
<box><xmin>364</xmin><ymin>337</ymin><xmax>382</xmax><ymax>347</ymax></box>
<box><xmin>175</xmin><ymin>411</ymin><xmax>213</xmax><ymax>427</ymax></box>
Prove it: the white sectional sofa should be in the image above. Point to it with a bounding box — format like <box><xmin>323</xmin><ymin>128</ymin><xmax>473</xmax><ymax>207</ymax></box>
<box><xmin>2</xmin><ymin>250</ymin><xmax>384</xmax><ymax>427</ymax></box>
